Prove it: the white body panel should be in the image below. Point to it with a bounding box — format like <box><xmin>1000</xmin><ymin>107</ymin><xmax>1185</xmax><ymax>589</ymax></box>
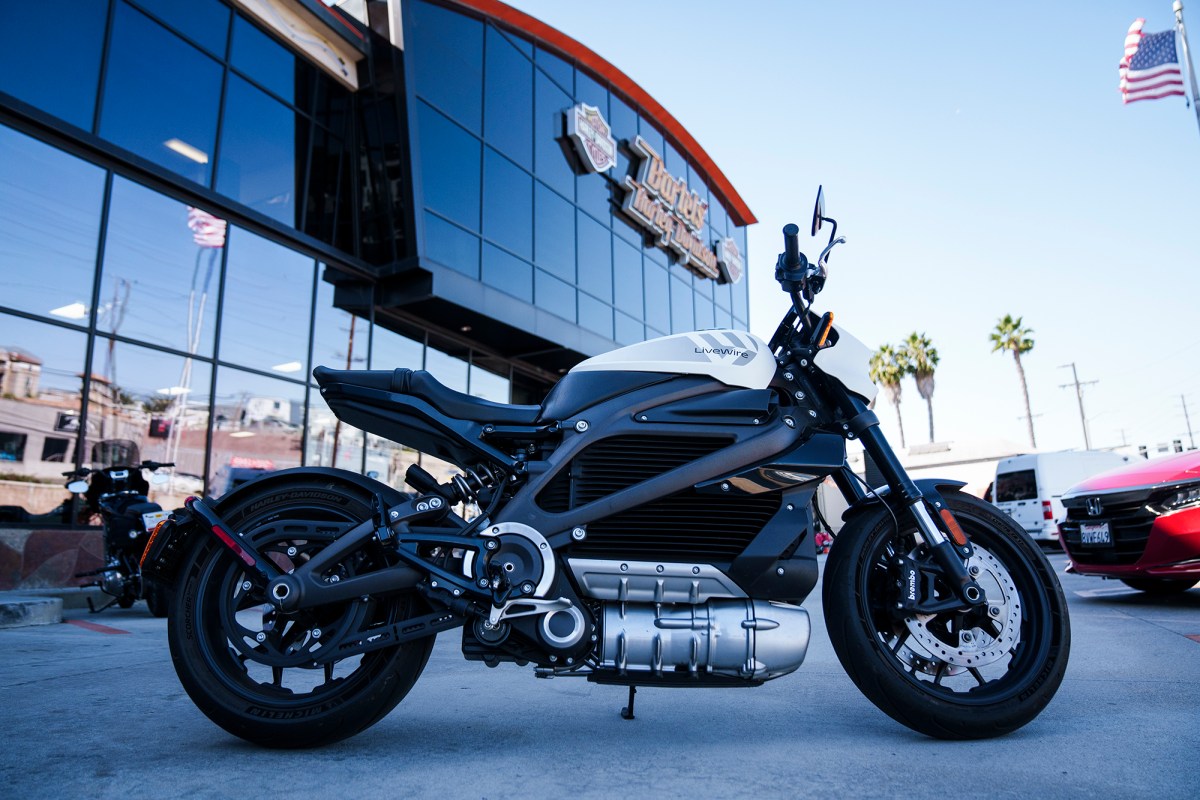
<box><xmin>994</xmin><ymin>451</ymin><xmax>1132</xmax><ymax>541</ymax></box>
<box><xmin>813</xmin><ymin>324</ymin><xmax>878</xmax><ymax>402</ymax></box>
<box><xmin>569</xmin><ymin>330</ymin><xmax>775</xmax><ymax>389</ymax></box>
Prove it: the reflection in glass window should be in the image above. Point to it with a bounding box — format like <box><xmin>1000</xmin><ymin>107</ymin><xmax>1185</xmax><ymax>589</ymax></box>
<box><xmin>89</xmin><ymin>336</ymin><xmax>212</xmax><ymax>508</ymax></box>
<box><xmin>615</xmin><ymin>312</ymin><xmax>643</xmax><ymax>346</ymax></box>
<box><xmin>100</xmin><ymin>1</ymin><xmax>222</xmax><ymax>185</ymax></box>
<box><xmin>101</xmin><ymin>178</ymin><xmax>223</xmax><ymax>356</ymax></box>
<box><xmin>308</xmin><ymin>389</ymin><xmax>363</xmax><ymax>473</ymax></box>
<box><xmin>469</xmin><ymin>364</ymin><xmax>509</xmax><ymax>402</ymax></box>
<box><xmin>217</xmin><ymin>75</ymin><xmax>301</xmax><ymax>227</ymax></box>
<box><xmin>578</xmin><ymin>294</ymin><xmax>613</xmax><ymax>340</ymax></box>
<box><xmin>220</xmin><ymin>228</ymin><xmax>315</xmax><ymax>373</ymax></box>
<box><xmin>643</xmin><ymin>261</ymin><xmax>669</xmax><ymax>334</ymax></box>
<box><xmin>671</xmin><ymin>277</ymin><xmax>694</xmax><ymax>333</ymax></box>
<box><xmin>408</xmin><ymin>0</ymin><xmax>483</xmax><ymax>132</ymax></box>
<box><xmin>0</xmin><ymin>316</ymin><xmax>88</xmax><ymax>512</ymax></box>
<box><xmin>424</xmin><ymin>347</ymin><xmax>468</xmax><ymax>392</ymax></box>
<box><xmin>424</xmin><ymin>213</ymin><xmax>480</xmax><ymax>278</ymax></box>
<box><xmin>305</xmin><ymin>127</ymin><xmax>349</xmax><ymax>249</ymax></box>
<box><xmin>534</xmin><ymin>183</ymin><xmax>574</xmax><ymax>282</ymax></box>
<box><xmin>694</xmin><ymin>293</ymin><xmax>715</xmax><ymax>330</ymax></box>
<box><xmin>212</xmin><ymin>366</ymin><xmax>302</xmax><ymax>493</ymax></box>
<box><xmin>417</xmin><ymin>102</ymin><xmax>481</xmax><ymax>232</ymax></box>
<box><xmin>535</xmin><ymin>270</ymin><xmax>575</xmax><ymax>323</ymax></box>
<box><xmin>576</xmin><ymin>212</ymin><xmax>611</xmax><ymax>302</ymax></box>
<box><xmin>231</xmin><ymin>14</ymin><xmax>308</xmax><ymax>105</ymax></box>
<box><xmin>535</xmin><ymin>47</ymin><xmax>573</xmax><ymax>94</ymax></box>
<box><xmin>371</xmin><ymin>324</ymin><xmax>424</xmax><ymax>371</ymax></box>
<box><xmin>365</xmin><ymin>432</ymin><xmax>420</xmax><ymax>493</ymax></box>
<box><xmin>0</xmin><ymin>125</ymin><xmax>105</xmax><ymax>321</ymax></box>
<box><xmin>484</xmin><ymin>26</ymin><xmax>533</xmax><ymax>170</ymax></box>
<box><xmin>534</xmin><ymin>73</ymin><xmax>574</xmax><ymax>198</ymax></box>
<box><xmin>483</xmin><ymin>148</ymin><xmax>532</xmax><ymax>260</ymax></box>
<box><xmin>133</xmin><ymin>0</ymin><xmax>231</xmax><ymax>58</ymax></box>
<box><xmin>0</xmin><ymin>0</ymin><xmax>107</xmax><ymax>130</ymax></box>
<box><xmin>612</xmin><ymin>237</ymin><xmax>643</xmax><ymax>318</ymax></box>
<box><xmin>482</xmin><ymin>245</ymin><xmax>533</xmax><ymax>303</ymax></box>
<box><xmin>312</xmin><ymin>269</ymin><xmax>364</xmax><ymax>374</ymax></box>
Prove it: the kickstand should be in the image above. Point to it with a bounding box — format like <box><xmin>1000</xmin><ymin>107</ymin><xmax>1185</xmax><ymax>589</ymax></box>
<box><xmin>87</xmin><ymin>596</ymin><xmax>116</xmax><ymax>614</ymax></box>
<box><xmin>620</xmin><ymin>686</ymin><xmax>637</xmax><ymax>720</ymax></box>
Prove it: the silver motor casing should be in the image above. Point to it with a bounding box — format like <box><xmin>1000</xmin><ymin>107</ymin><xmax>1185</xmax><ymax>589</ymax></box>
<box><xmin>600</xmin><ymin>599</ymin><xmax>810</xmax><ymax>681</ymax></box>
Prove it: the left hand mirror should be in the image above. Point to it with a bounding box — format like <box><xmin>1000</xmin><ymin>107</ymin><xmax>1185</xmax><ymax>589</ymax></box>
<box><xmin>67</xmin><ymin>480</ymin><xmax>89</xmax><ymax>494</ymax></box>
<box><xmin>811</xmin><ymin>185</ymin><xmax>825</xmax><ymax>236</ymax></box>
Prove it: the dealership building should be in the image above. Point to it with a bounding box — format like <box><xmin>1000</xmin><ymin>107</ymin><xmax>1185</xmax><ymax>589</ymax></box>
<box><xmin>0</xmin><ymin>0</ymin><xmax>755</xmax><ymax>538</ymax></box>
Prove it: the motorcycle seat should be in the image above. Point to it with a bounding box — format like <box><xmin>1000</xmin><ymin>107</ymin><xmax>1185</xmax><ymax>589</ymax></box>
<box><xmin>313</xmin><ymin>366</ymin><xmax>542</xmax><ymax>425</ymax></box>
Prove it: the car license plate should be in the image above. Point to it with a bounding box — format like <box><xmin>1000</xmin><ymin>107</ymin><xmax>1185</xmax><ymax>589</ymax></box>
<box><xmin>1079</xmin><ymin>521</ymin><xmax>1112</xmax><ymax>547</ymax></box>
<box><xmin>142</xmin><ymin>510</ymin><xmax>170</xmax><ymax>532</ymax></box>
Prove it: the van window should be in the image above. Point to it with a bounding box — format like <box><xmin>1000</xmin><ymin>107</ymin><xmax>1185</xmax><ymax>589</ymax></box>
<box><xmin>995</xmin><ymin>469</ymin><xmax>1036</xmax><ymax>502</ymax></box>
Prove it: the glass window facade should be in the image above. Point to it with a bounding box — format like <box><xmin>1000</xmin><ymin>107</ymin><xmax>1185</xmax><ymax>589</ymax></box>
<box><xmin>405</xmin><ymin>0</ymin><xmax>751</xmax><ymax>348</ymax></box>
<box><xmin>0</xmin><ymin>0</ymin><xmax>750</xmax><ymax>528</ymax></box>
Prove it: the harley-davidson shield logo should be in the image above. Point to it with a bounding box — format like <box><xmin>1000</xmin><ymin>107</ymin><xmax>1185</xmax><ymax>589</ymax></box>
<box><xmin>568</xmin><ymin>103</ymin><xmax>617</xmax><ymax>173</ymax></box>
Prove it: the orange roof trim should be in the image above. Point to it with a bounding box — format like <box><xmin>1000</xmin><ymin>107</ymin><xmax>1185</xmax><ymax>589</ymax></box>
<box><xmin>448</xmin><ymin>0</ymin><xmax>757</xmax><ymax>226</ymax></box>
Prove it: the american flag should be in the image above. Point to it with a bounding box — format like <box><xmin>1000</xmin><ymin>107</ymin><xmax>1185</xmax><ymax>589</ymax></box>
<box><xmin>1119</xmin><ymin>18</ymin><xmax>1185</xmax><ymax>104</ymax></box>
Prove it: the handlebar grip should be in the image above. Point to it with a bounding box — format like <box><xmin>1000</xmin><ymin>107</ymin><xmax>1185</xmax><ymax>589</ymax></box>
<box><xmin>782</xmin><ymin>224</ymin><xmax>803</xmax><ymax>269</ymax></box>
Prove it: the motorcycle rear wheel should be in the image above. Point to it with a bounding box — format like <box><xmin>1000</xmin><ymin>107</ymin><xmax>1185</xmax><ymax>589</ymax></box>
<box><xmin>167</xmin><ymin>477</ymin><xmax>434</xmax><ymax>748</ymax></box>
<box><xmin>823</xmin><ymin>490</ymin><xmax>1070</xmax><ymax>739</ymax></box>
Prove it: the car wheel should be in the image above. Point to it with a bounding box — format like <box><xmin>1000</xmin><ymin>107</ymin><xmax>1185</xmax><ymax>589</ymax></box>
<box><xmin>1119</xmin><ymin>577</ymin><xmax>1198</xmax><ymax>595</ymax></box>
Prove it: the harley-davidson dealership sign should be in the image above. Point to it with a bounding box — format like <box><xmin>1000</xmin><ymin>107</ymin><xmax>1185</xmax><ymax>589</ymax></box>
<box><xmin>565</xmin><ymin>104</ymin><xmax>744</xmax><ymax>284</ymax></box>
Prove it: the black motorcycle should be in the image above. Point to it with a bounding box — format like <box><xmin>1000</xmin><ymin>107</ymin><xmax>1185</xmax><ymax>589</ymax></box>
<box><xmin>71</xmin><ymin>460</ymin><xmax>174</xmax><ymax>616</ymax></box>
<box><xmin>145</xmin><ymin>189</ymin><xmax>1069</xmax><ymax>747</ymax></box>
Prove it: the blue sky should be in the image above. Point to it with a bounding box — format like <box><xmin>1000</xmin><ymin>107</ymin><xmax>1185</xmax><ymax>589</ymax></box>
<box><xmin>506</xmin><ymin>0</ymin><xmax>1200</xmax><ymax>454</ymax></box>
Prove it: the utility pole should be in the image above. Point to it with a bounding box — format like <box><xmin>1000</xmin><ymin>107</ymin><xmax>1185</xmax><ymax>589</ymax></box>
<box><xmin>1183</xmin><ymin>394</ymin><xmax>1196</xmax><ymax>449</ymax></box>
<box><xmin>1059</xmin><ymin>363</ymin><xmax>1097</xmax><ymax>450</ymax></box>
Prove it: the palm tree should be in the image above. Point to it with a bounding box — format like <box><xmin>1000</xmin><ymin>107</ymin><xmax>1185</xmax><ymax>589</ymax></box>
<box><xmin>870</xmin><ymin>344</ymin><xmax>910</xmax><ymax>449</ymax></box>
<box><xmin>990</xmin><ymin>314</ymin><xmax>1037</xmax><ymax>448</ymax></box>
<box><xmin>904</xmin><ymin>332</ymin><xmax>939</xmax><ymax>443</ymax></box>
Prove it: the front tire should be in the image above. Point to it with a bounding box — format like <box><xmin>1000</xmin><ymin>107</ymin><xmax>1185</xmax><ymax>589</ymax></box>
<box><xmin>824</xmin><ymin>491</ymin><xmax>1070</xmax><ymax>739</ymax></box>
<box><xmin>167</xmin><ymin>477</ymin><xmax>434</xmax><ymax>748</ymax></box>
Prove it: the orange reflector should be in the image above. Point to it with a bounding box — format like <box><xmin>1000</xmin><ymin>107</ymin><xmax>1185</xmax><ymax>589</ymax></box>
<box><xmin>815</xmin><ymin>313</ymin><xmax>835</xmax><ymax>348</ymax></box>
<box><xmin>140</xmin><ymin>519</ymin><xmax>168</xmax><ymax>568</ymax></box>
<box><xmin>940</xmin><ymin>508</ymin><xmax>968</xmax><ymax>547</ymax></box>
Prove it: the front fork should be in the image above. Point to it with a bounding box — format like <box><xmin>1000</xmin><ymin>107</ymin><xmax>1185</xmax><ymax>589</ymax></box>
<box><xmin>843</xmin><ymin>403</ymin><xmax>988</xmax><ymax>609</ymax></box>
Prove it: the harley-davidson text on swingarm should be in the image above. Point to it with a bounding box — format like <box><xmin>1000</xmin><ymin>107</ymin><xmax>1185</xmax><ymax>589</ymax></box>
<box><xmin>145</xmin><ymin>187</ymin><xmax>1069</xmax><ymax>748</ymax></box>
<box><xmin>71</xmin><ymin>460</ymin><xmax>174</xmax><ymax>615</ymax></box>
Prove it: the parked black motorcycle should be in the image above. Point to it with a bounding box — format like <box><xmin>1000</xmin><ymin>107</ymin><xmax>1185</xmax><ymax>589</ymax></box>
<box><xmin>145</xmin><ymin>189</ymin><xmax>1069</xmax><ymax>748</ymax></box>
<box><xmin>71</xmin><ymin>460</ymin><xmax>174</xmax><ymax>615</ymax></box>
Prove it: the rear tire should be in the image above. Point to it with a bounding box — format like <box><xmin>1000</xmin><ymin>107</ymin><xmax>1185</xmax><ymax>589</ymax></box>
<box><xmin>144</xmin><ymin>579</ymin><xmax>169</xmax><ymax>618</ymax></box>
<box><xmin>167</xmin><ymin>476</ymin><xmax>434</xmax><ymax>748</ymax></box>
<box><xmin>1119</xmin><ymin>577</ymin><xmax>1198</xmax><ymax>595</ymax></box>
<box><xmin>824</xmin><ymin>491</ymin><xmax>1070</xmax><ymax>739</ymax></box>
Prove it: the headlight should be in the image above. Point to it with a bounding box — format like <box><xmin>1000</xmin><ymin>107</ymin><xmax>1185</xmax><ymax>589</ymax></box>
<box><xmin>1159</xmin><ymin>484</ymin><xmax>1200</xmax><ymax>512</ymax></box>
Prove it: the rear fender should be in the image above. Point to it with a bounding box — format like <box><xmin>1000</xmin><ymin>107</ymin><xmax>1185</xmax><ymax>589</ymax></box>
<box><xmin>141</xmin><ymin>468</ymin><xmax>408</xmax><ymax>587</ymax></box>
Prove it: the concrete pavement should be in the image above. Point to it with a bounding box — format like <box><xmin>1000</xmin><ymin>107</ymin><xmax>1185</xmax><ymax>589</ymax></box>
<box><xmin>0</xmin><ymin>553</ymin><xmax>1197</xmax><ymax>799</ymax></box>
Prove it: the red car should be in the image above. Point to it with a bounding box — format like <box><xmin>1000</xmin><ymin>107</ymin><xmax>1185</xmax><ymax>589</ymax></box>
<box><xmin>1058</xmin><ymin>450</ymin><xmax>1200</xmax><ymax>594</ymax></box>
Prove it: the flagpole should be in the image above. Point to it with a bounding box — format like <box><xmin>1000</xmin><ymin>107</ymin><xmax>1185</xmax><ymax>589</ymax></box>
<box><xmin>1175</xmin><ymin>1</ymin><xmax>1200</xmax><ymax>136</ymax></box>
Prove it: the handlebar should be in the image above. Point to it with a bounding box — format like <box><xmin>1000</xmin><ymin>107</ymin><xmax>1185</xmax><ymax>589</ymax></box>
<box><xmin>62</xmin><ymin>461</ymin><xmax>175</xmax><ymax>479</ymax></box>
<box><xmin>781</xmin><ymin>223</ymin><xmax>804</xmax><ymax>270</ymax></box>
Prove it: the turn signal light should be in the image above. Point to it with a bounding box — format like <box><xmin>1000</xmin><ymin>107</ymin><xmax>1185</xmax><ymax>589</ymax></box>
<box><xmin>140</xmin><ymin>519</ymin><xmax>168</xmax><ymax>568</ymax></box>
<box><xmin>814</xmin><ymin>313</ymin><xmax>835</xmax><ymax>348</ymax></box>
<box><xmin>939</xmin><ymin>508</ymin><xmax>968</xmax><ymax>547</ymax></box>
<box><xmin>1042</xmin><ymin>501</ymin><xmax>1053</xmax><ymax>521</ymax></box>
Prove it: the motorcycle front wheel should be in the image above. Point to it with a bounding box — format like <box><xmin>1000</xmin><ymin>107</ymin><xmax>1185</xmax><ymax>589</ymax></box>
<box><xmin>823</xmin><ymin>490</ymin><xmax>1070</xmax><ymax>739</ymax></box>
<box><xmin>167</xmin><ymin>477</ymin><xmax>434</xmax><ymax>748</ymax></box>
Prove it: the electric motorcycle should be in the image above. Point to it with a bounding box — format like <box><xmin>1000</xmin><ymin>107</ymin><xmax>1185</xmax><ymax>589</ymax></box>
<box><xmin>71</xmin><ymin>460</ymin><xmax>174</xmax><ymax>615</ymax></box>
<box><xmin>144</xmin><ymin>189</ymin><xmax>1069</xmax><ymax>747</ymax></box>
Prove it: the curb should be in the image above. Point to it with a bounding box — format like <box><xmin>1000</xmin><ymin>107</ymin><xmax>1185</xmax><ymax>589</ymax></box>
<box><xmin>0</xmin><ymin>596</ymin><xmax>64</xmax><ymax>629</ymax></box>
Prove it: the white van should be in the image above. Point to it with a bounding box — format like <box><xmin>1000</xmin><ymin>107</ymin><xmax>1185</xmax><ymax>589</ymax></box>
<box><xmin>993</xmin><ymin>451</ymin><xmax>1132</xmax><ymax>542</ymax></box>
